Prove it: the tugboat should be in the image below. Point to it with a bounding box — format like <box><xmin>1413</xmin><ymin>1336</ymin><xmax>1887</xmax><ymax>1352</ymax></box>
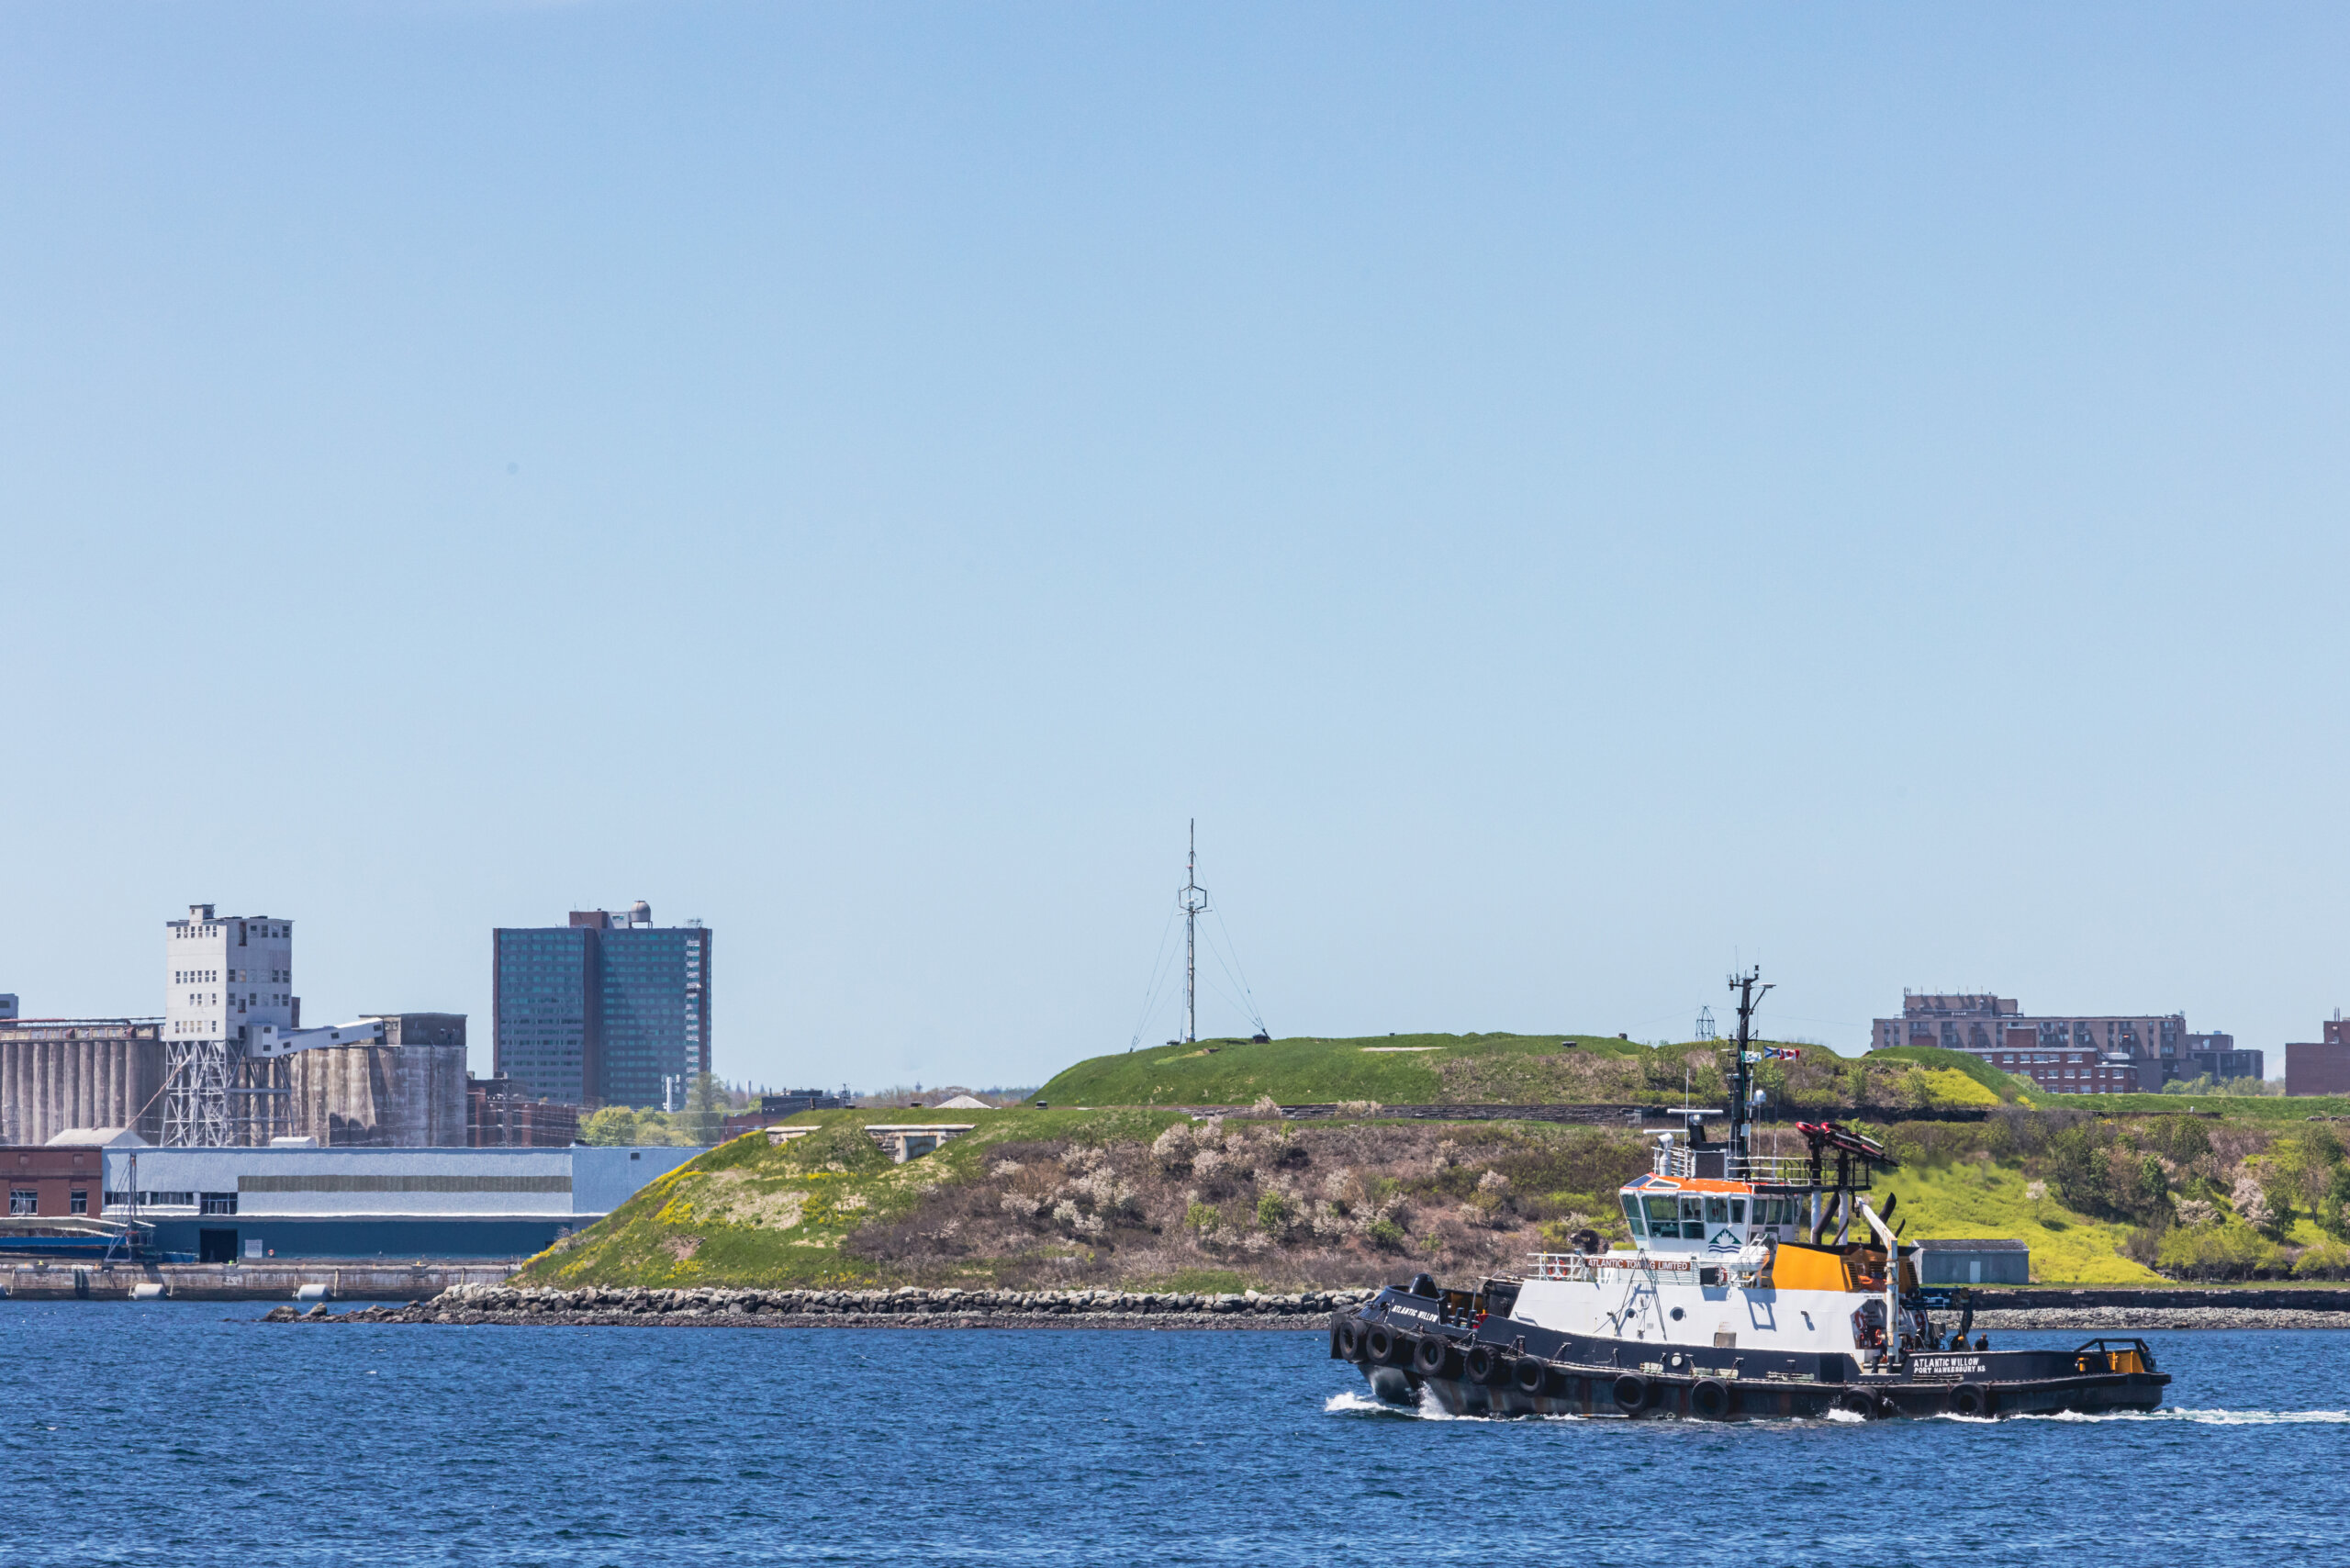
<box><xmin>1330</xmin><ymin>969</ymin><xmax>2169</xmax><ymax>1421</ymax></box>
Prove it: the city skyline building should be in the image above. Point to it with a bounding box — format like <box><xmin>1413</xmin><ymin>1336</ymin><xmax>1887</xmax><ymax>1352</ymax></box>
<box><xmin>493</xmin><ymin>902</ymin><xmax>710</xmax><ymax>1108</ymax></box>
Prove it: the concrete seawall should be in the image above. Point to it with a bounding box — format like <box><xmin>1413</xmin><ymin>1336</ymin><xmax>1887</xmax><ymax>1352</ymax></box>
<box><xmin>0</xmin><ymin>1260</ymin><xmax>518</xmax><ymax>1301</ymax></box>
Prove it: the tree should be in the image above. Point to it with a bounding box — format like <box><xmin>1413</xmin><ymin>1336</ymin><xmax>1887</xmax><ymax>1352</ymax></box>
<box><xmin>579</xmin><ymin>1106</ymin><xmax>642</xmax><ymax>1147</ymax></box>
<box><xmin>679</xmin><ymin>1072</ymin><xmax>730</xmax><ymax>1145</ymax></box>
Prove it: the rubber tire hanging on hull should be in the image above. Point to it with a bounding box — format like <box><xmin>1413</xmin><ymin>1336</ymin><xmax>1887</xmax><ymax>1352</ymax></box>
<box><xmin>1412</xmin><ymin>1336</ymin><xmax>1451</xmax><ymax>1376</ymax></box>
<box><xmin>1363</xmin><ymin>1324</ymin><xmax>1403</xmax><ymax>1366</ymax></box>
<box><xmin>1333</xmin><ymin>1320</ymin><xmax>1362</xmax><ymax>1361</ymax></box>
<box><xmin>1513</xmin><ymin>1358</ymin><xmax>1549</xmax><ymax>1395</ymax></box>
<box><xmin>1690</xmin><ymin>1379</ymin><xmax>1731</xmax><ymax>1420</ymax></box>
<box><xmin>1464</xmin><ymin>1346</ymin><xmax>1507</xmax><ymax>1385</ymax></box>
<box><xmin>1612</xmin><ymin>1374</ymin><xmax>1649</xmax><ymax>1414</ymax></box>
<box><xmin>1952</xmin><ymin>1383</ymin><xmax>1986</xmax><ymax>1418</ymax></box>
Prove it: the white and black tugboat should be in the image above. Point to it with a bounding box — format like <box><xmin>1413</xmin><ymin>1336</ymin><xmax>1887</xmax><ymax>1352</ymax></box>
<box><xmin>1330</xmin><ymin>970</ymin><xmax>2169</xmax><ymax>1421</ymax></box>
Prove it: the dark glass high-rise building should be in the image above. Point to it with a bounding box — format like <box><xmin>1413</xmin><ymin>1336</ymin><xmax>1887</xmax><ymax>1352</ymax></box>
<box><xmin>492</xmin><ymin>903</ymin><xmax>711</xmax><ymax>1108</ymax></box>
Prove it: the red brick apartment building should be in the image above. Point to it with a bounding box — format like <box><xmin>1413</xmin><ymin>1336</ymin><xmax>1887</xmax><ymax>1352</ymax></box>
<box><xmin>1871</xmin><ymin>992</ymin><xmax>2258</xmax><ymax>1093</ymax></box>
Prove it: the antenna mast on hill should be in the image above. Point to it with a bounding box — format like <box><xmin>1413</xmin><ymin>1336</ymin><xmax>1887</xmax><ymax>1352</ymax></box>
<box><xmin>1181</xmin><ymin>820</ymin><xmax>1210</xmax><ymax>1044</ymax></box>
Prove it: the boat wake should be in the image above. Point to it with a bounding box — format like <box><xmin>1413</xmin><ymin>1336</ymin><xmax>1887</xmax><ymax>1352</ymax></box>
<box><xmin>2007</xmin><ymin>1407</ymin><xmax>2350</xmax><ymax>1426</ymax></box>
<box><xmin>1321</xmin><ymin>1388</ymin><xmax>1583</xmax><ymax>1421</ymax></box>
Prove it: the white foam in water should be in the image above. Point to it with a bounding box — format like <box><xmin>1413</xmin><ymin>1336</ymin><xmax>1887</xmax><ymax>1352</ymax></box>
<box><xmin>2013</xmin><ymin>1407</ymin><xmax>2350</xmax><ymax>1426</ymax></box>
<box><xmin>1320</xmin><ymin>1387</ymin><xmax>1582</xmax><ymax>1421</ymax></box>
<box><xmin>1323</xmin><ymin>1389</ymin><xmax>2350</xmax><ymax>1428</ymax></box>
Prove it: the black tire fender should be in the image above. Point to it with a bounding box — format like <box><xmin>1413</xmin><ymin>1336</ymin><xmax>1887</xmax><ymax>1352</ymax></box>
<box><xmin>1412</xmin><ymin>1334</ymin><xmax>1450</xmax><ymax>1376</ymax></box>
<box><xmin>1513</xmin><ymin>1357</ymin><xmax>1549</xmax><ymax>1394</ymax></box>
<box><xmin>1363</xmin><ymin>1323</ymin><xmax>1400</xmax><ymax>1366</ymax></box>
<box><xmin>1463</xmin><ymin>1345</ymin><xmax>1505</xmax><ymax>1384</ymax></box>
<box><xmin>1952</xmin><ymin>1383</ymin><xmax>1986</xmax><ymax>1418</ymax></box>
<box><xmin>1612</xmin><ymin>1373</ymin><xmax>1649</xmax><ymax>1413</ymax></box>
<box><xmin>1334</xmin><ymin>1319</ymin><xmax>1363</xmax><ymax>1361</ymax></box>
<box><xmin>1690</xmin><ymin>1378</ymin><xmax>1731</xmax><ymax>1420</ymax></box>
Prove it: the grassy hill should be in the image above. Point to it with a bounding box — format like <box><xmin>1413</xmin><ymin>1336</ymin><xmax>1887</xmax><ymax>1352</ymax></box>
<box><xmin>516</xmin><ymin>1103</ymin><xmax>1659</xmax><ymax>1293</ymax></box>
<box><xmin>1032</xmin><ymin>1030</ymin><xmax>2024</xmax><ymax>1114</ymax></box>
<box><xmin>513</xmin><ymin>1033</ymin><xmax>2350</xmax><ymax>1292</ymax></box>
<box><xmin>1031</xmin><ymin>1031</ymin><xmax>1614</xmax><ymax>1107</ymax></box>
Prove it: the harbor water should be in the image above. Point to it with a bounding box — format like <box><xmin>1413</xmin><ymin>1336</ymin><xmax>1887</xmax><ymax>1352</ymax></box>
<box><xmin>3</xmin><ymin>1303</ymin><xmax>2345</xmax><ymax>1565</ymax></box>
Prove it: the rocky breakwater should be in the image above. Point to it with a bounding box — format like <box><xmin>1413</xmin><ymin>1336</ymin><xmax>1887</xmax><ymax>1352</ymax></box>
<box><xmin>263</xmin><ymin>1282</ymin><xmax>1378</xmax><ymax>1330</ymax></box>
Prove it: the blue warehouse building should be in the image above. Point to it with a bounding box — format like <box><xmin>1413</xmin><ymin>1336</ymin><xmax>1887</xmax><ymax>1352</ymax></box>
<box><xmin>102</xmin><ymin>1144</ymin><xmax>703</xmax><ymax>1262</ymax></box>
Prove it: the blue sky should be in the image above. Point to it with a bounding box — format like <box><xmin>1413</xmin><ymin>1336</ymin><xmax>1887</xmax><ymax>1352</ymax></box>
<box><xmin>4</xmin><ymin>5</ymin><xmax>2346</xmax><ymax>1090</ymax></box>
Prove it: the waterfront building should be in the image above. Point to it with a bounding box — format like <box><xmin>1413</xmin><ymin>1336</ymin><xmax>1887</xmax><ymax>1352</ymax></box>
<box><xmin>0</xmin><ymin>1018</ymin><xmax>167</xmax><ymax>1145</ymax></box>
<box><xmin>163</xmin><ymin>904</ymin><xmax>297</xmax><ymax>1144</ymax></box>
<box><xmin>95</xmin><ymin>1143</ymin><xmax>701</xmax><ymax>1261</ymax></box>
<box><xmin>1869</xmin><ymin>992</ymin><xmax>2253</xmax><ymax>1092</ymax></box>
<box><xmin>493</xmin><ymin>902</ymin><xmax>711</xmax><ymax>1108</ymax></box>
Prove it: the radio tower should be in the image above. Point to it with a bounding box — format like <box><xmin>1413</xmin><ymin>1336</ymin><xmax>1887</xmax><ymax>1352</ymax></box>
<box><xmin>1180</xmin><ymin>820</ymin><xmax>1209</xmax><ymax>1044</ymax></box>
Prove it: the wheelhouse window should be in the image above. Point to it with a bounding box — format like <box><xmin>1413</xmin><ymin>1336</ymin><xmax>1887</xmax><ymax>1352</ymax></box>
<box><xmin>1619</xmin><ymin>1193</ymin><xmax>1647</xmax><ymax>1238</ymax></box>
<box><xmin>1705</xmin><ymin>1196</ymin><xmax>1729</xmax><ymax>1225</ymax></box>
<box><xmin>1678</xmin><ymin>1195</ymin><xmax>1705</xmax><ymax>1238</ymax></box>
<box><xmin>1645</xmin><ymin>1194</ymin><xmax>1683</xmax><ymax>1237</ymax></box>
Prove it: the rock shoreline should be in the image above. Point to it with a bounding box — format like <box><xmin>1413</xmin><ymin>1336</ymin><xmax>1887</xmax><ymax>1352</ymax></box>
<box><xmin>257</xmin><ymin>1285</ymin><xmax>2350</xmax><ymax>1333</ymax></box>
<box><xmin>1974</xmin><ymin>1305</ymin><xmax>2350</xmax><ymax>1331</ymax></box>
<box><xmin>264</xmin><ymin>1283</ymin><xmax>1372</xmax><ymax>1329</ymax></box>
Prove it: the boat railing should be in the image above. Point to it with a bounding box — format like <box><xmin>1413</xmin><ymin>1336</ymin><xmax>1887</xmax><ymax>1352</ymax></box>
<box><xmin>1522</xmin><ymin>1253</ymin><xmax>1603</xmax><ymax>1282</ymax></box>
<box><xmin>1648</xmin><ymin>1144</ymin><xmax>1868</xmax><ymax>1189</ymax></box>
<box><xmin>1726</xmin><ymin>1153</ymin><xmax>1824</xmax><ymax>1185</ymax></box>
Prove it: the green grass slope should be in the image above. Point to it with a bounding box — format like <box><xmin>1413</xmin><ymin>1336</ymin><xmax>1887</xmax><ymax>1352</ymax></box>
<box><xmin>1033</xmin><ymin>1031</ymin><xmax>1794</xmax><ymax>1108</ymax></box>
<box><xmin>1874</xmin><ymin>1159</ymin><xmax>2161</xmax><ymax>1284</ymax></box>
<box><xmin>1865</xmin><ymin>1044</ymin><xmax>2033</xmax><ymax>1101</ymax></box>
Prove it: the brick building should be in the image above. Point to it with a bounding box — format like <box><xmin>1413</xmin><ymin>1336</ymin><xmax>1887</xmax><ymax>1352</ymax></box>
<box><xmin>1870</xmin><ymin>992</ymin><xmax>2255</xmax><ymax>1093</ymax></box>
<box><xmin>1</xmin><ymin>1142</ymin><xmax>107</xmax><ymax>1218</ymax></box>
<box><xmin>2285</xmin><ymin>1019</ymin><xmax>2350</xmax><ymax>1097</ymax></box>
<box><xmin>466</xmin><ymin>1075</ymin><xmax>581</xmax><ymax>1148</ymax></box>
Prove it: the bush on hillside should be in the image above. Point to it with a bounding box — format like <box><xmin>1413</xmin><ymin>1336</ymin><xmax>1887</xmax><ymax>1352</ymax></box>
<box><xmin>2156</xmin><ymin>1218</ymin><xmax>2288</xmax><ymax>1280</ymax></box>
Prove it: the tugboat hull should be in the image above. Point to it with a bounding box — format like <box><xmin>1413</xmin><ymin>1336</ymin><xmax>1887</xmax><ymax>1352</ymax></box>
<box><xmin>1333</xmin><ymin>1294</ymin><xmax>2167</xmax><ymax>1421</ymax></box>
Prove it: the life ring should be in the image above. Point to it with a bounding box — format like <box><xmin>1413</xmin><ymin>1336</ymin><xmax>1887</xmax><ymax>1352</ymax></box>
<box><xmin>1363</xmin><ymin>1323</ymin><xmax>1401</xmax><ymax>1365</ymax></box>
<box><xmin>1334</xmin><ymin>1320</ymin><xmax>1362</xmax><ymax>1361</ymax></box>
<box><xmin>1412</xmin><ymin>1335</ymin><xmax>1451</xmax><ymax>1375</ymax></box>
<box><xmin>1690</xmin><ymin>1378</ymin><xmax>1731</xmax><ymax>1420</ymax></box>
<box><xmin>1513</xmin><ymin>1358</ymin><xmax>1549</xmax><ymax>1394</ymax></box>
<box><xmin>1951</xmin><ymin>1383</ymin><xmax>1986</xmax><ymax>1418</ymax></box>
<box><xmin>1612</xmin><ymin>1373</ymin><xmax>1649</xmax><ymax>1413</ymax></box>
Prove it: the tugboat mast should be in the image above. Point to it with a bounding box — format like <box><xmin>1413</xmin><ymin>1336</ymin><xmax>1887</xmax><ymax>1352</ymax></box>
<box><xmin>1727</xmin><ymin>966</ymin><xmax>1772</xmax><ymax>1169</ymax></box>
